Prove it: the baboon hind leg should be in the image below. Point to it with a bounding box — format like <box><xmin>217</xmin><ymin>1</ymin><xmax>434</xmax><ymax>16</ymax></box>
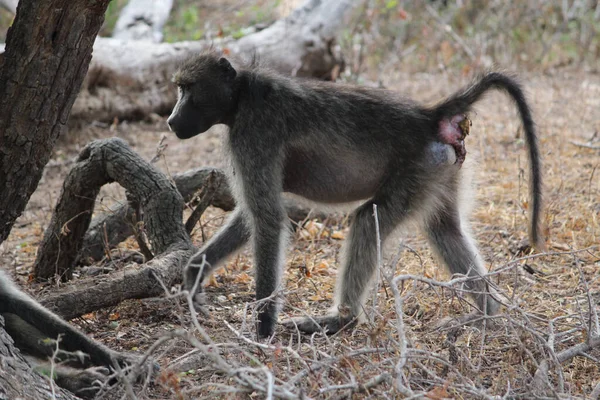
<box><xmin>284</xmin><ymin>171</ymin><xmax>420</xmax><ymax>335</ymax></box>
<box><xmin>424</xmin><ymin>199</ymin><xmax>500</xmax><ymax>315</ymax></box>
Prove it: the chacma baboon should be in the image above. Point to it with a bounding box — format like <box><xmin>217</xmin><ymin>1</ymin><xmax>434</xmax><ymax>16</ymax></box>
<box><xmin>0</xmin><ymin>270</ymin><xmax>150</xmax><ymax>398</ymax></box>
<box><xmin>167</xmin><ymin>51</ymin><xmax>543</xmax><ymax>338</ymax></box>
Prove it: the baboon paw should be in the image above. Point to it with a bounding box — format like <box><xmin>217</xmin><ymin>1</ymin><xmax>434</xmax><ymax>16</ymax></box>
<box><xmin>282</xmin><ymin>314</ymin><xmax>357</xmax><ymax>335</ymax></box>
<box><xmin>61</xmin><ymin>367</ymin><xmax>110</xmax><ymax>399</ymax></box>
<box><xmin>191</xmin><ymin>292</ymin><xmax>211</xmax><ymax>318</ymax></box>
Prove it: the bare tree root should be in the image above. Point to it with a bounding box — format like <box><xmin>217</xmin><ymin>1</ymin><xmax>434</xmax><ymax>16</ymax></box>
<box><xmin>40</xmin><ymin>249</ymin><xmax>191</xmax><ymax>320</ymax></box>
<box><xmin>78</xmin><ymin>167</ymin><xmax>231</xmax><ymax>263</ymax></box>
<box><xmin>34</xmin><ymin>137</ymin><xmax>194</xmax><ymax>280</ymax></box>
<box><xmin>79</xmin><ymin>167</ymin><xmax>327</xmax><ymax>263</ymax></box>
<box><xmin>33</xmin><ymin>137</ymin><xmax>326</xmax><ymax>319</ymax></box>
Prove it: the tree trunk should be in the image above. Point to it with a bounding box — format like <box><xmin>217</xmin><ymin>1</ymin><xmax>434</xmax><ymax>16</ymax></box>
<box><xmin>0</xmin><ymin>0</ymin><xmax>110</xmax><ymax>243</ymax></box>
<box><xmin>0</xmin><ymin>0</ymin><xmax>110</xmax><ymax>396</ymax></box>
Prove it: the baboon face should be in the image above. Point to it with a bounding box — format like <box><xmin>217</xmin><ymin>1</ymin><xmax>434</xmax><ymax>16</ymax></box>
<box><xmin>167</xmin><ymin>55</ymin><xmax>237</xmax><ymax>139</ymax></box>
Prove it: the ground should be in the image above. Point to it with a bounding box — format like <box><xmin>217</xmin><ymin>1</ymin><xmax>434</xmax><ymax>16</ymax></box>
<box><xmin>1</xmin><ymin>66</ymin><xmax>598</xmax><ymax>398</ymax></box>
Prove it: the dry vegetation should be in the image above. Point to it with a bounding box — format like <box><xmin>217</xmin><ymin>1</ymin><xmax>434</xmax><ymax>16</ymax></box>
<box><xmin>1</xmin><ymin>0</ymin><xmax>600</xmax><ymax>398</ymax></box>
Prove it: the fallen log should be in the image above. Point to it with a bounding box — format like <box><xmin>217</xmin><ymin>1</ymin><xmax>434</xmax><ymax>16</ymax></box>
<box><xmin>112</xmin><ymin>0</ymin><xmax>173</xmax><ymax>43</ymax></box>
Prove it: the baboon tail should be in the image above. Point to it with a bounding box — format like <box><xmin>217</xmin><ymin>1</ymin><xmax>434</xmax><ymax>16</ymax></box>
<box><xmin>434</xmin><ymin>72</ymin><xmax>545</xmax><ymax>251</ymax></box>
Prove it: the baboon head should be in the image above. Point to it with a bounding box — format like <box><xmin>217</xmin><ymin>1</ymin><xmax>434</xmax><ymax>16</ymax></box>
<box><xmin>167</xmin><ymin>53</ymin><xmax>237</xmax><ymax>139</ymax></box>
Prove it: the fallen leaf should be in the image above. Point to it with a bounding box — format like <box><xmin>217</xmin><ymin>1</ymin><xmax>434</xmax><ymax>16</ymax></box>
<box><xmin>425</xmin><ymin>381</ymin><xmax>451</xmax><ymax>399</ymax></box>
<box><xmin>331</xmin><ymin>230</ymin><xmax>345</xmax><ymax>240</ymax></box>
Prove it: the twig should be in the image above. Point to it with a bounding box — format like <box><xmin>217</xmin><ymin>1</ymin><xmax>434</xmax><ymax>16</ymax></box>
<box><xmin>569</xmin><ymin>140</ymin><xmax>600</xmax><ymax>150</ymax></box>
<box><xmin>185</xmin><ymin>171</ymin><xmax>220</xmax><ymax>234</ymax></box>
<box><xmin>129</xmin><ymin>196</ymin><xmax>154</xmax><ymax>261</ymax></box>
<box><xmin>319</xmin><ymin>373</ymin><xmax>391</xmax><ymax>395</ymax></box>
<box><xmin>371</xmin><ymin>204</ymin><xmax>382</xmax><ymax>318</ymax></box>
<box><xmin>372</xmin><ymin>204</ymin><xmax>413</xmax><ymax>397</ymax></box>
<box><xmin>575</xmin><ymin>259</ymin><xmax>600</xmax><ymax>336</ymax></box>
<box><xmin>533</xmin><ymin>328</ymin><xmax>600</xmax><ymax>393</ymax></box>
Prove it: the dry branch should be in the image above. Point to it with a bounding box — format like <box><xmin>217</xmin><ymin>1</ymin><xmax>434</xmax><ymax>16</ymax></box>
<box><xmin>78</xmin><ymin>167</ymin><xmax>227</xmax><ymax>263</ymax></box>
<box><xmin>569</xmin><ymin>140</ymin><xmax>600</xmax><ymax>150</ymax></box>
<box><xmin>0</xmin><ymin>0</ymin><xmax>17</xmax><ymax>14</ymax></box>
<box><xmin>184</xmin><ymin>170</ymin><xmax>221</xmax><ymax>234</ymax></box>
<box><xmin>533</xmin><ymin>335</ymin><xmax>600</xmax><ymax>394</ymax></box>
<box><xmin>40</xmin><ymin>249</ymin><xmax>191</xmax><ymax>320</ymax></box>
<box><xmin>79</xmin><ymin>167</ymin><xmax>327</xmax><ymax>263</ymax></box>
<box><xmin>34</xmin><ymin>138</ymin><xmax>193</xmax><ymax>280</ymax></box>
<box><xmin>32</xmin><ymin>138</ymin><xmax>198</xmax><ymax>318</ymax></box>
<box><xmin>112</xmin><ymin>0</ymin><xmax>173</xmax><ymax>43</ymax></box>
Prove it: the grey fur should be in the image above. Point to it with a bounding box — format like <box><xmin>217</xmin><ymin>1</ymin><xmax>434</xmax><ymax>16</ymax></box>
<box><xmin>169</xmin><ymin>51</ymin><xmax>543</xmax><ymax>337</ymax></box>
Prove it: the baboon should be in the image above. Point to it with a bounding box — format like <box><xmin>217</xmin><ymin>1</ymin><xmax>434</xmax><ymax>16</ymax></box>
<box><xmin>0</xmin><ymin>270</ymin><xmax>149</xmax><ymax>398</ymax></box>
<box><xmin>167</xmin><ymin>51</ymin><xmax>543</xmax><ymax>338</ymax></box>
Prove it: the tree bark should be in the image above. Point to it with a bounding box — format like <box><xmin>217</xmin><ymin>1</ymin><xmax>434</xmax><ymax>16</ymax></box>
<box><xmin>0</xmin><ymin>0</ymin><xmax>111</xmax><ymax>396</ymax></box>
<box><xmin>33</xmin><ymin>138</ymin><xmax>194</xmax><ymax>280</ymax></box>
<box><xmin>0</xmin><ymin>0</ymin><xmax>110</xmax><ymax>243</ymax></box>
<box><xmin>0</xmin><ymin>316</ymin><xmax>79</xmax><ymax>399</ymax></box>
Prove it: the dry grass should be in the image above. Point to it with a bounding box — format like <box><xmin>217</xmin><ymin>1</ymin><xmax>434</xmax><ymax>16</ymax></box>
<box><xmin>1</xmin><ymin>1</ymin><xmax>600</xmax><ymax>399</ymax></box>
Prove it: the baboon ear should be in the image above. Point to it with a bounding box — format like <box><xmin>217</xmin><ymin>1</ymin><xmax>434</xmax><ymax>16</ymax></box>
<box><xmin>218</xmin><ymin>57</ymin><xmax>236</xmax><ymax>81</ymax></box>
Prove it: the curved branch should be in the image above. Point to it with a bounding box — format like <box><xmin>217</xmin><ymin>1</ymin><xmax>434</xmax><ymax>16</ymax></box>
<box><xmin>34</xmin><ymin>138</ymin><xmax>193</xmax><ymax>280</ymax></box>
<box><xmin>79</xmin><ymin>167</ymin><xmax>327</xmax><ymax>263</ymax></box>
<box><xmin>40</xmin><ymin>249</ymin><xmax>191</xmax><ymax>320</ymax></box>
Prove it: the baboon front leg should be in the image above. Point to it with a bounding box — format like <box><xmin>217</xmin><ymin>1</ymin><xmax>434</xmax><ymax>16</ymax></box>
<box><xmin>252</xmin><ymin>206</ymin><xmax>287</xmax><ymax>338</ymax></box>
<box><xmin>425</xmin><ymin>203</ymin><xmax>500</xmax><ymax>315</ymax></box>
<box><xmin>52</xmin><ymin>365</ymin><xmax>110</xmax><ymax>399</ymax></box>
<box><xmin>184</xmin><ymin>209</ymin><xmax>251</xmax><ymax>303</ymax></box>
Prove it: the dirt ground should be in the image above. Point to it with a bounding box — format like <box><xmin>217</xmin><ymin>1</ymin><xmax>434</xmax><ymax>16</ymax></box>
<box><xmin>1</xmin><ymin>67</ymin><xmax>599</xmax><ymax>398</ymax></box>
